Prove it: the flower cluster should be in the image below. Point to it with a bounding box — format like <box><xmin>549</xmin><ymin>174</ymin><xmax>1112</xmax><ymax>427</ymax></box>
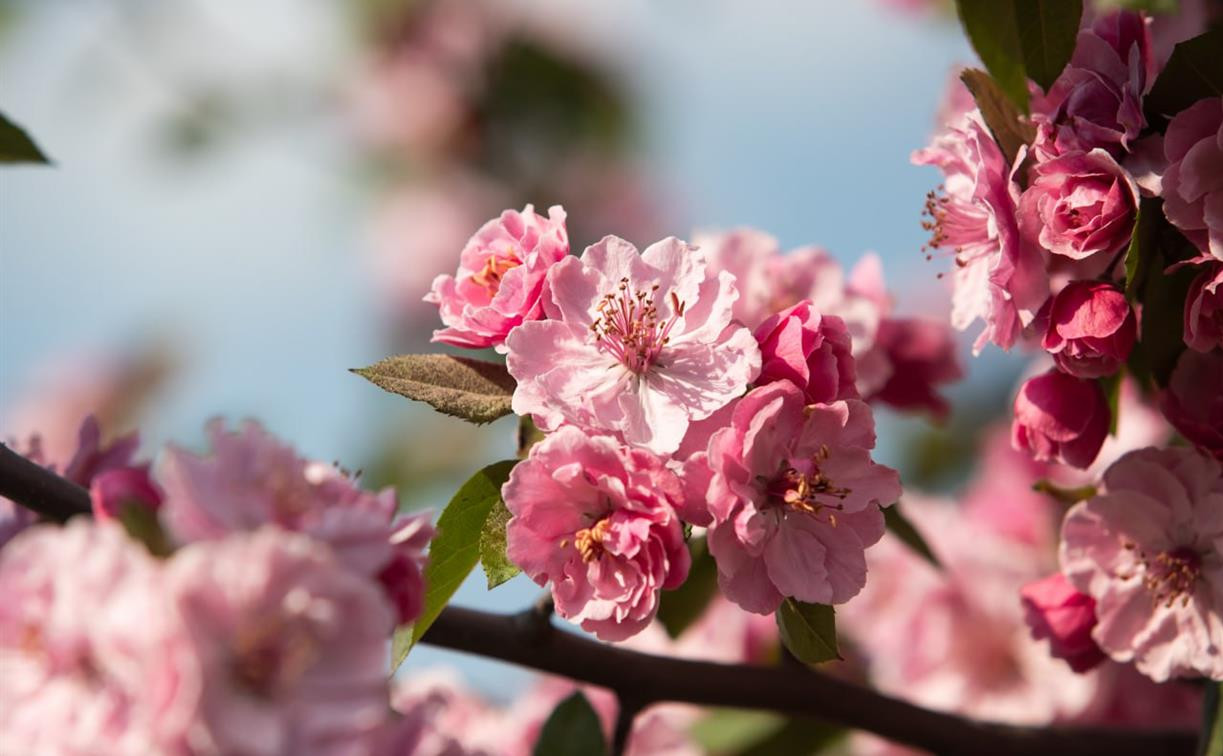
<box><xmin>428</xmin><ymin>208</ymin><xmax>913</xmax><ymax>638</ymax></box>
<box><xmin>0</xmin><ymin>421</ymin><xmax>432</xmax><ymax>753</ymax></box>
<box><xmin>917</xmin><ymin>9</ymin><xmax>1223</xmax><ymax>472</ymax></box>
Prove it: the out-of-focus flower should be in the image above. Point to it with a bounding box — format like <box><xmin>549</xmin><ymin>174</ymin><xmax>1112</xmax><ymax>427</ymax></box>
<box><xmin>1041</xmin><ymin>281</ymin><xmax>1136</xmax><ymax>378</ymax></box>
<box><xmin>841</xmin><ymin>495</ymin><xmax>1097</xmax><ymax>725</ymax></box>
<box><xmin>506</xmin><ymin>236</ymin><xmax>759</xmax><ymax>454</ymax></box>
<box><xmin>862</xmin><ymin>315</ymin><xmax>964</xmax><ymax>420</ymax></box>
<box><xmin>1019</xmin><ymin>149</ymin><xmax>1139</xmax><ymax>262</ymax></box>
<box><xmin>692</xmin><ymin>383</ymin><xmax>900</xmax><ymax>614</ymax></box>
<box><xmin>1160</xmin><ymin>349</ymin><xmax>1223</xmax><ymax>460</ymax></box>
<box><xmin>503</xmin><ymin>427</ymin><xmax>690</xmax><ymax>641</ymax></box>
<box><xmin>915</xmin><ymin>112</ymin><xmax>1044</xmax><ymax>353</ymax></box>
<box><xmin>0</xmin><ymin>521</ymin><xmax>192</xmax><ymax>754</ymax></box>
<box><xmin>427</xmin><ymin>204</ymin><xmax>570</xmax><ymax>351</ymax></box>
<box><xmin>366</xmin><ymin>177</ymin><xmax>505</xmax><ymax>322</ymax></box>
<box><xmin>157</xmin><ymin>419</ymin><xmax>432</xmax><ymax>625</ymax></box>
<box><xmin>1033</xmin><ymin>10</ymin><xmax>1151</xmax><ymax>159</ymax></box>
<box><xmin>1012</xmin><ymin>369</ymin><xmax>1110</xmax><ymax>469</ymax></box>
<box><xmin>1021</xmin><ymin>572</ymin><xmax>1106</xmax><ymax>673</ymax></box>
<box><xmin>389</xmin><ymin>668</ymin><xmax>506</xmax><ymax>755</ymax></box>
<box><xmin>753</xmin><ymin>302</ymin><xmax>858</xmax><ymax>405</ymax></box>
<box><xmin>1061</xmin><ymin>446</ymin><xmax>1223</xmax><ymax>681</ymax></box>
<box><xmin>1185</xmin><ymin>261</ymin><xmax>1223</xmax><ymax>352</ymax></box>
<box><xmin>166</xmin><ymin>527</ymin><xmax>394</xmax><ymax>754</ymax></box>
<box><xmin>1161</xmin><ymin>97</ymin><xmax>1223</xmax><ymax>260</ymax></box>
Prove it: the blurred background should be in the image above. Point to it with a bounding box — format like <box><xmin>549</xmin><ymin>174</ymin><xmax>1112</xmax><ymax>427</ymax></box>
<box><xmin>0</xmin><ymin>0</ymin><xmax>1025</xmax><ymax>699</ymax></box>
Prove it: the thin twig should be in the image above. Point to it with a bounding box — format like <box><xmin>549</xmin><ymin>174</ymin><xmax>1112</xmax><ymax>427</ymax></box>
<box><xmin>0</xmin><ymin>443</ymin><xmax>91</xmax><ymax>522</ymax></box>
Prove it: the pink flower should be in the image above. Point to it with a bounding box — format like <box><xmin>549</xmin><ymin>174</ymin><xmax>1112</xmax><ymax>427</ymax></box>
<box><xmin>90</xmin><ymin>466</ymin><xmax>162</xmax><ymax>523</ymax></box>
<box><xmin>753</xmin><ymin>301</ymin><xmax>858</xmax><ymax>405</ymax></box>
<box><xmin>506</xmin><ymin>236</ymin><xmax>759</xmax><ymax>455</ymax></box>
<box><xmin>1019</xmin><ymin>149</ymin><xmax>1139</xmax><ymax>262</ymax></box>
<box><xmin>1021</xmin><ymin>573</ymin><xmax>1106</xmax><ymax>673</ymax></box>
<box><xmin>503</xmin><ymin>427</ymin><xmax>690</xmax><ymax>641</ymax></box>
<box><xmin>1185</xmin><ymin>261</ymin><xmax>1223</xmax><ymax>351</ymax></box>
<box><xmin>390</xmin><ymin>669</ymin><xmax>506</xmax><ymax>755</ymax></box>
<box><xmin>1160</xmin><ymin>97</ymin><xmax>1223</xmax><ymax>260</ymax></box>
<box><xmin>166</xmin><ymin>527</ymin><xmax>394</xmax><ymax>754</ymax></box>
<box><xmin>0</xmin><ymin>521</ymin><xmax>193</xmax><ymax>754</ymax></box>
<box><xmin>862</xmin><ymin>316</ymin><xmax>964</xmax><ymax>421</ymax></box>
<box><xmin>840</xmin><ymin>495</ymin><xmax>1100</xmax><ymax>725</ymax></box>
<box><xmin>157</xmin><ymin>419</ymin><xmax>433</xmax><ymax>625</ymax></box>
<box><xmin>1160</xmin><ymin>349</ymin><xmax>1223</xmax><ymax>460</ymax></box>
<box><xmin>1041</xmin><ymin>281</ymin><xmax>1136</xmax><ymax>378</ymax></box>
<box><xmin>426</xmin><ymin>205</ymin><xmax>570</xmax><ymax>351</ymax></box>
<box><xmin>915</xmin><ymin>111</ymin><xmax>1045</xmax><ymax>353</ymax></box>
<box><xmin>689</xmin><ymin>228</ymin><xmax>778</xmax><ymax>329</ymax></box>
<box><xmin>1060</xmin><ymin>446</ymin><xmax>1223</xmax><ymax>681</ymax></box>
<box><xmin>1012</xmin><ymin>369</ymin><xmax>1110</xmax><ymax>469</ymax></box>
<box><xmin>1032</xmin><ymin>11</ymin><xmax>1151</xmax><ymax>158</ymax></box>
<box><xmin>693</xmin><ymin>382</ymin><xmax>900</xmax><ymax>613</ymax></box>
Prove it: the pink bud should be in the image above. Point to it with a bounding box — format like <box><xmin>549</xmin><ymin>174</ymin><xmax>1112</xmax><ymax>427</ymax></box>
<box><xmin>1011</xmin><ymin>369</ymin><xmax>1110</xmax><ymax>469</ymax></box>
<box><xmin>1042</xmin><ymin>281</ymin><xmax>1136</xmax><ymax>378</ymax></box>
<box><xmin>1020</xmin><ymin>573</ymin><xmax>1105</xmax><ymax>673</ymax></box>
<box><xmin>90</xmin><ymin>467</ymin><xmax>162</xmax><ymax>523</ymax></box>
<box><xmin>753</xmin><ymin>301</ymin><xmax>858</xmax><ymax>405</ymax></box>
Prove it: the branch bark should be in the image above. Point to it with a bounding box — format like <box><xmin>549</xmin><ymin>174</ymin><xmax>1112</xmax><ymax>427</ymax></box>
<box><xmin>0</xmin><ymin>443</ymin><xmax>1197</xmax><ymax>756</ymax></box>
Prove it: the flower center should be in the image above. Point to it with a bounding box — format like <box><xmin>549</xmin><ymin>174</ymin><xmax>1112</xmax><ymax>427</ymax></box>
<box><xmin>767</xmin><ymin>447</ymin><xmax>850</xmax><ymax>524</ymax></box>
<box><xmin>591</xmin><ymin>278</ymin><xmax>684</xmax><ymax>374</ymax></box>
<box><xmin>569</xmin><ymin>517</ymin><xmax>612</xmax><ymax>563</ymax></box>
<box><xmin>471</xmin><ymin>249</ymin><xmax>521</xmax><ymax>294</ymax></box>
<box><xmin>231</xmin><ymin>618</ymin><xmax>318</xmax><ymax>698</ymax></box>
<box><xmin>1122</xmin><ymin>542</ymin><xmax>1202</xmax><ymax>608</ymax></box>
<box><xmin>921</xmin><ymin>186</ymin><xmax>993</xmax><ymax>279</ymax></box>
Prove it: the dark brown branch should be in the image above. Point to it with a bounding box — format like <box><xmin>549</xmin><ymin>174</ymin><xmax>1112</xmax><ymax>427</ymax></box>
<box><xmin>0</xmin><ymin>442</ymin><xmax>1197</xmax><ymax>756</ymax></box>
<box><xmin>0</xmin><ymin>443</ymin><xmax>91</xmax><ymax>522</ymax></box>
<box><xmin>422</xmin><ymin>606</ymin><xmax>1194</xmax><ymax>756</ymax></box>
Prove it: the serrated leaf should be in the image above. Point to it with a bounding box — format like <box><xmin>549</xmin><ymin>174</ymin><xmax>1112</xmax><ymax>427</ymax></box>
<box><xmin>776</xmin><ymin>599</ymin><xmax>840</xmax><ymax>664</ymax></box>
<box><xmin>533</xmin><ymin>691</ymin><xmax>607</xmax><ymax>756</ymax></box>
<box><xmin>0</xmin><ymin>111</ymin><xmax>51</xmax><ymax>164</ymax></box>
<box><xmin>1145</xmin><ymin>29</ymin><xmax>1223</xmax><ymax>129</ymax></box>
<box><xmin>884</xmin><ymin>503</ymin><xmax>940</xmax><ymax>568</ymax></box>
<box><xmin>1015</xmin><ymin>0</ymin><xmax>1083</xmax><ymax>93</ymax></box>
<box><xmin>391</xmin><ymin>459</ymin><xmax>517</xmax><ymax>672</ymax></box>
<box><xmin>479</xmin><ymin>498</ymin><xmax>520</xmax><ymax>589</ymax></box>
<box><xmin>657</xmin><ymin>536</ymin><xmax>719</xmax><ymax>639</ymax></box>
<box><xmin>352</xmin><ymin>355</ymin><xmax>516</xmax><ymax>424</ymax></box>
<box><xmin>960</xmin><ymin>69</ymin><xmax>1037</xmax><ymax>167</ymax></box>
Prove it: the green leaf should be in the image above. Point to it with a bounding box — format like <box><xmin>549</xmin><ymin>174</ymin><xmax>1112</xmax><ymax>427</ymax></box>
<box><xmin>776</xmin><ymin>599</ymin><xmax>841</xmax><ymax>664</ymax></box>
<box><xmin>884</xmin><ymin>503</ymin><xmax>940</xmax><ymax>568</ymax></box>
<box><xmin>1015</xmin><ymin>0</ymin><xmax>1083</xmax><ymax>93</ymax></box>
<box><xmin>1139</xmin><ymin>234</ymin><xmax>1199</xmax><ymax>387</ymax></box>
<box><xmin>352</xmin><ymin>355</ymin><xmax>516</xmax><ymax>425</ymax></box>
<box><xmin>955</xmin><ymin>0</ymin><xmax>1084</xmax><ymax>111</ymax></box>
<box><xmin>1032</xmin><ymin>479</ymin><xmax>1098</xmax><ymax>506</ymax></box>
<box><xmin>533</xmin><ymin>691</ymin><xmax>608</xmax><ymax>756</ymax></box>
<box><xmin>1199</xmin><ymin>681</ymin><xmax>1223</xmax><ymax>756</ymax></box>
<box><xmin>0</xmin><ymin>111</ymin><xmax>51</xmax><ymax>164</ymax></box>
<box><xmin>956</xmin><ymin>1</ymin><xmax>1030</xmax><ymax>112</ymax></box>
<box><xmin>517</xmin><ymin>414</ymin><xmax>546</xmax><ymax>459</ymax></box>
<box><xmin>479</xmin><ymin>498</ymin><xmax>520</xmax><ymax>589</ymax></box>
<box><xmin>960</xmin><ymin>69</ymin><xmax>1037</xmax><ymax>167</ymax></box>
<box><xmin>1099</xmin><ymin>371</ymin><xmax>1123</xmax><ymax>437</ymax></box>
<box><xmin>657</xmin><ymin>537</ymin><xmax>719</xmax><ymax>639</ymax></box>
<box><xmin>392</xmin><ymin>459</ymin><xmax>517</xmax><ymax>671</ymax></box>
<box><xmin>1124</xmin><ymin>198</ymin><xmax>1161</xmax><ymax>302</ymax></box>
<box><xmin>1145</xmin><ymin>29</ymin><xmax>1223</xmax><ymax>129</ymax></box>
<box><xmin>117</xmin><ymin>503</ymin><xmax>173</xmax><ymax>558</ymax></box>
<box><xmin>691</xmin><ymin>710</ymin><xmax>785</xmax><ymax>754</ymax></box>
